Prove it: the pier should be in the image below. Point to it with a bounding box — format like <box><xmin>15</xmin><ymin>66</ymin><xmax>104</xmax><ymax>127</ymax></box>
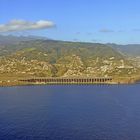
<box><xmin>19</xmin><ymin>77</ymin><xmax>113</xmax><ymax>85</ymax></box>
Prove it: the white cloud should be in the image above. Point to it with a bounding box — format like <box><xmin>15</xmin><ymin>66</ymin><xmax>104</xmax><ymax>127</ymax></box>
<box><xmin>0</xmin><ymin>19</ymin><xmax>55</xmax><ymax>32</ymax></box>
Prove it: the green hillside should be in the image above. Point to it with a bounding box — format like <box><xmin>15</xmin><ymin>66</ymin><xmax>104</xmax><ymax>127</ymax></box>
<box><xmin>0</xmin><ymin>37</ymin><xmax>139</xmax><ymax>78</ymax></box>
<box><xmin>107</xmin><ymin>43</ymin><xmax>140</xmax><ymax>56</ymax></box>
<box><xmin>1</xmin><ymin>40</ymin><xmax>123</xmax><ymax>60</ymax></box>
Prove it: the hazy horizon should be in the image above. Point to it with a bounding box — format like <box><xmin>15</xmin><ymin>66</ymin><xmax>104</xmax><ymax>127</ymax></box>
<box><xmin>1</xmin><ymin>34</ymin><xmax>140</xmax><ymax>45</ymax></box>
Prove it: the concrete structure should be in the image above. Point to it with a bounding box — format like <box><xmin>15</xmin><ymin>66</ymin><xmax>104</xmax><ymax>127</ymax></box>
<box><xmin>19</xmin><ymin>77</ymin><xmax>113</xmax><ymax>85</ymax></box>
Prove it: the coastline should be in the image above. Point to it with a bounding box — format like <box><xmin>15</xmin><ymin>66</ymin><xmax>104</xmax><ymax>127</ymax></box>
<box><xmin>0</xmin><ymin>77</ymin><xmax>139</xmax><ymax>87</ymax></box>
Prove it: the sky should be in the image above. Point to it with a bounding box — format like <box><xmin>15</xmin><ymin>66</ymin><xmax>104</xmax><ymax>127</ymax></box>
<box><xmin>0</xmin><ymin>0</ymin><xmax>140</xmax><ymax>44</ymax></box>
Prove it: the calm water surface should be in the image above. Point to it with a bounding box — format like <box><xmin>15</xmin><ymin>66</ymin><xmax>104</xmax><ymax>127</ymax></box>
<box><xmin>0</xmin><ymin>85</ymin><xmax>140</xmax><ymax>140</ymax></box>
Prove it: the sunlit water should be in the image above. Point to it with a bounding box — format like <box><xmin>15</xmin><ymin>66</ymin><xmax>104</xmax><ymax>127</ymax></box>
<box><xmin>0</xmin><ymin>85</ymin><xmax>140</xmax><ymax>140</ymax></box>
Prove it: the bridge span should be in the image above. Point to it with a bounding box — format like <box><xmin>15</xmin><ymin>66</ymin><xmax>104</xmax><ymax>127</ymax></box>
<box><xmin>19</xmin><ymin>77</ymin><xmax>113</xmax><ymax>85</ymax></box>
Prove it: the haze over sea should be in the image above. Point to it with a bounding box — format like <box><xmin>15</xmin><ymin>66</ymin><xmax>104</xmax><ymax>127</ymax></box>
<box><xmin>0</xmin><ymin>85</ymin><xmax>140</xmax><ymax>140</ymax></box>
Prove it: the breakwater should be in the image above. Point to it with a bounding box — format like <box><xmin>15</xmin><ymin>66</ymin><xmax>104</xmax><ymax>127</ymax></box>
<box><xmin>19</xmin><ymin>77</ymin><xmax>113</xmax><ymax>85</ymax></box>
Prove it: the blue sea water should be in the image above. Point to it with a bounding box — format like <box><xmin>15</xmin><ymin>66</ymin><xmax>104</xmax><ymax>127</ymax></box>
<box><xmin>0</xmin><ymin>85</ymin><xmax>140</xmax><ymax>140</ymax></box>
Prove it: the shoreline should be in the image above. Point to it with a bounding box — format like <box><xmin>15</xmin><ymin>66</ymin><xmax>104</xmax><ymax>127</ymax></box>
<box><xmin>0</xmin><ymin>76</ymin><xmax>139</xmax><ymax>87</ymax></box>
<box><xmin>0</xmin><ymin>81</ymin><xmax>138</xmax><ymax>87</ymax></box>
